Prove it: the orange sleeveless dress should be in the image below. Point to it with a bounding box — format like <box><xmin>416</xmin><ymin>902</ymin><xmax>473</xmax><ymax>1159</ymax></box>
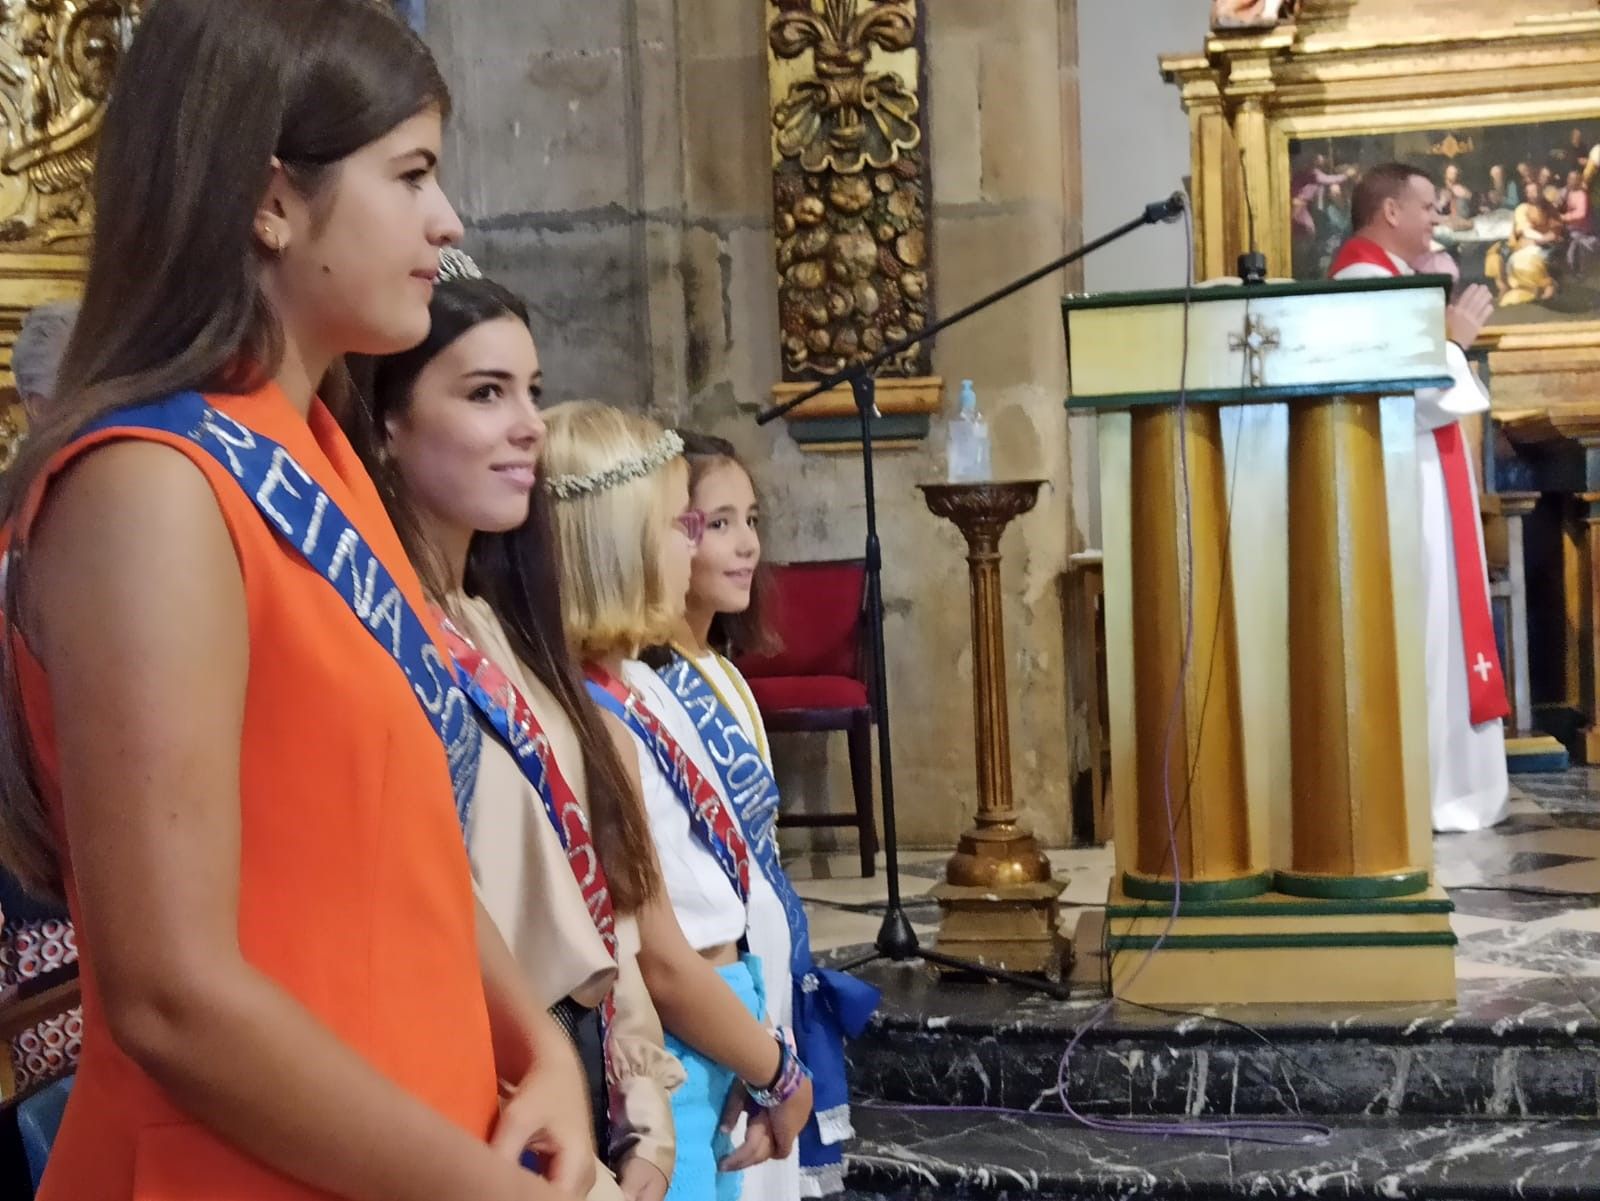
<box><xmin>11</xmin><ymin>383</ymin><xmax>500</xmax><ymax>1199</ymax></box>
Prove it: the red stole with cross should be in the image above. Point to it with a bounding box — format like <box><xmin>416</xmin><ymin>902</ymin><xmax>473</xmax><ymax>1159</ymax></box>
<box><xmin>1329</xmin><ymin>235</ymin><xmax>1510</xmax><ymax>725</ymax></box>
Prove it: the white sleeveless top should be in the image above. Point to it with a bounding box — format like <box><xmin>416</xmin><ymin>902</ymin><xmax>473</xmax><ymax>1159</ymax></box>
<box><xmin>623</xmin><ymin>653</ymin><xmax>803</xmax><ymax>1201</ymax></box>
<box><xmin>621</xmin><ymin>655</ymin><xmax>793</xmax><ymax>1029</ymax></box>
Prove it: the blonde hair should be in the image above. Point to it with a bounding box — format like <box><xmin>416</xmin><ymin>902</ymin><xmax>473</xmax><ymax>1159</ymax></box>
<box><xmin>543</xmin><ymin>400</ymin><xmax>688</xmax><ymax>661</ymax></box>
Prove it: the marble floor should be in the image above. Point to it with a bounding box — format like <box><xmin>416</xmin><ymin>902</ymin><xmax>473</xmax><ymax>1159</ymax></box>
<box><xmin>796</xmin><ymin>771</ymin><xmax>1600</xmax><ymax>1197</ymax></box>
<box><xmin>790</xmin><ymin>770</ymin><xmax>1600</xmax><ymax>985</ymax></box>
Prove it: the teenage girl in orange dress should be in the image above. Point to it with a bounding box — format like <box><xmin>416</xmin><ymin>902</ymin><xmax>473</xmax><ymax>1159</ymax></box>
<box><xmin>0</xmin><ymin>2</ymin><xmax>591</xmax><ymax>1198</ymax></box>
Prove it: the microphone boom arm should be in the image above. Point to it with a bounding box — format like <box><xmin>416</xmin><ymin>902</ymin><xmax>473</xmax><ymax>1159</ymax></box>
<box><xmin>756</xmin><ymin>192</ymin><xmax>1188</xmax><ymax>425</ymax></box>
<box><xmin>753</xmin><ymin>191</ymin><xmax>1189</xmax><ymax>998</ymax></box>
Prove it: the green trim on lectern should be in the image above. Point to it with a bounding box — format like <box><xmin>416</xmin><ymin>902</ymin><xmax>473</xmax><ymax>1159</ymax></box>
<box><xmin>1060</xmin><ymin>273</ymin><xmax>1452</xmax><ymax>313</ymax></box>
<box><xmin>1105</xmin><ymin>930</ymin><xmax>1459</xmax><ymax>952</ymax></box>
<box><xmin>1104</xmin><ymin>895</ymin><xmax>1453</xmax><ymax>919</ymax></box>
<box><xmin>1064</xmin><ymin>376</ymin><xmax>1455</xmax><ymax>411</ymax></box>
<box><xmin>1273</xmin><ymin>869</ymin><xmax>1431</xmax><ymax>900</ymax></box>
<box><xmin>1121</xmin><ymin>870</ymin><xmax>1274</xmax><ymax>902</ymax></box>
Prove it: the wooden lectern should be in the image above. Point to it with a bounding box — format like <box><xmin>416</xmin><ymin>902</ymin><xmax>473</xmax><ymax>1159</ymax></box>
<box><xmin>1065</xmin><ymin>276</ymin><xmax>1460</xmax><ymax>1005</ymax></box>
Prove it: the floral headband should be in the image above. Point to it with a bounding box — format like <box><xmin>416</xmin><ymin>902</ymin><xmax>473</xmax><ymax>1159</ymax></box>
<box><xmin>548</xmin><ymin>429</ymin><xmax>685</xmax><ymax>500</ymax></box>
<box><xmin>438</xmin><ymin>247</ymin><xmax>483</xmax><ymax>282</ymax></box>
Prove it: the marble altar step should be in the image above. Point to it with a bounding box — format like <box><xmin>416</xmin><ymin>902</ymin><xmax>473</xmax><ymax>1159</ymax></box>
<box><xmin>843</xmin><ymin>962</ymin><xmax>1600</xmax><ymax>1120</ymax></box>
<box><xmin>841</xmin><ymin>1108</ymin><xmax>1600</xmax><ymax>1200</ymax></box>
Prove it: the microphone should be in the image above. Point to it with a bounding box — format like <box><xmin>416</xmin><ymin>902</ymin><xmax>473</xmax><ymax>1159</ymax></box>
<box><xmin>1236</xmin><ymin>148</ymin><xmax>1267</xmax><ymax>286</ymax></box>
<box><xmin>1144</xmin><ymin>191</ymin><xmax>1187</xmax><ymax>225</ymax></box>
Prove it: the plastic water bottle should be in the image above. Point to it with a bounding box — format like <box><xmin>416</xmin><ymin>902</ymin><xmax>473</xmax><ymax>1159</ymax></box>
<box><xmin>946</xmin><ymin>379</ymin><xmax>992</xmax><ymax>483</ymax></box>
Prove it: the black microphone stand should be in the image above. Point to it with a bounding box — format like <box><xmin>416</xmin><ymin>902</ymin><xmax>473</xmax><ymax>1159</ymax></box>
<box><xmin>758</xmin><ymin>194</ymin><xmax>1186</xmax><ymax>999</ymax></box>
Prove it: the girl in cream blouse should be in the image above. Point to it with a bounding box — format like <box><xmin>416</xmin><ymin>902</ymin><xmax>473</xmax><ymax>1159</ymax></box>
<box><xmin>361</xmin><ymin>267</ymin><xmax>681</xmax><ymax>1201</ymax></box>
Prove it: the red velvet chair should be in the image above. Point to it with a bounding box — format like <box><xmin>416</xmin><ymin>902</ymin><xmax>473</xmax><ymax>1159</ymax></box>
<box><xmin>736</xmin><ymin>559</ymin><xmax>880</xmax><ymax>878</ymax></box>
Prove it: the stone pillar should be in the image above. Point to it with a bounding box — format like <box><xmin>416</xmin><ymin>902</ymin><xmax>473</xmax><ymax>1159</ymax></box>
<box><xmin>724</xmin><ymin>0</ymin><xmax>1090</xmax><ymax>851</ymax></box>
<box><xmin>428</xmin><ymin>0</ymin><xmax>689</xmax><ymax>408</ymax></box>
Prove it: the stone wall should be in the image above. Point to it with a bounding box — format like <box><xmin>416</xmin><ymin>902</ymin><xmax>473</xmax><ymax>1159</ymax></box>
<box><xmin>1078</xmin><ymin>0</ymin><xmax>1206</xmax><ymax>295</ymax></box>
<box><xmin>428</xmin><ymin>0</ymin><xmax>1091</xmax><ymax>849</ymax></box>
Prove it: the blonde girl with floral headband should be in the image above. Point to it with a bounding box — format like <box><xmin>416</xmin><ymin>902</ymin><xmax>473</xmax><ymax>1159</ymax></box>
<box><xmin>544</xmin><ymin>401</ymin><xmax>813</xmax><ymax>1201</ymax></box>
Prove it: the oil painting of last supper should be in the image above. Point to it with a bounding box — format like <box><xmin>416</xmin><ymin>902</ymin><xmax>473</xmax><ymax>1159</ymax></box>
<box><xmin>1289</xmin><ymin>120</ymin><xmax>1600</xmax><ymax>326</ymax></box>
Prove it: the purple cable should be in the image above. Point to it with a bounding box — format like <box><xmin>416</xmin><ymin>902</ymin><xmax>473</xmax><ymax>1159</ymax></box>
<box><xmin>855</xmin><ymin>207</ymin><xmax>1330</xmax><ymax>1151</ymax></box>
<box><xmin>1047</xmin><ymin>207</ymin><xmax>1328</xmax><ymax>1148</ymax></box>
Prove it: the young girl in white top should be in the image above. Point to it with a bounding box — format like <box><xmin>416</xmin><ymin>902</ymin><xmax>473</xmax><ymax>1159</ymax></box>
<box><xmin>542</xmin><ymin>402</ymin><xmax>814</xmax><ymax>1201</ymax></box>
<box><xmin>636</xmin><ymin>432</ymin><xmax>877</xmax><ymax>1199</ymax></box>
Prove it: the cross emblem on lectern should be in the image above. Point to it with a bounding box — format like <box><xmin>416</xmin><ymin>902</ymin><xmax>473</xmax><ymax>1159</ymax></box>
<box><xmin>1473</xmin><ymin>653</ymin><xmax>1494</xmax><ymax>683</ymax></box>
<box><xmin>1228</xmin><ymin>313</ymin><xmax>1281</xmax><ymax>387</ymax></box>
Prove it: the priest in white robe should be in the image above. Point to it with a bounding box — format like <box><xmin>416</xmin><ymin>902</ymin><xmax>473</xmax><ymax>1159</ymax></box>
<box><xmin>1329</xmin><ymin>162</ymin><xmax>1509</xmax><ymax>832</ymax></box>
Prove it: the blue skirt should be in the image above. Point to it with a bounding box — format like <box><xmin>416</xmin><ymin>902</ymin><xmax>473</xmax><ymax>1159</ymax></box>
<box><xmin>663</xmin><ymin>955</ymin><xmax>766</xmax><ymax>1201</ymax></box>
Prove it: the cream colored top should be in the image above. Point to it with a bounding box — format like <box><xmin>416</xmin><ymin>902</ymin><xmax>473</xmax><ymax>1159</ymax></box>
<box><xmin>451</xmin><ymin>593</ymin><xmax>683</xmax><ymax>1189</ymax></box>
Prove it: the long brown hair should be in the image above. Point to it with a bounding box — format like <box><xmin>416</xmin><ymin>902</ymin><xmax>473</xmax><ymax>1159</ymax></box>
<box><xmin>679</xmin><ymin>431</ymin><xmax>780</xmax><ymax>658</ymax></box>
<box><xmin>356</xmin><ymin>280</ymin><xmax>661</xmax><ymax>913</ymax></box>
<box><xmin>0</xmin><ymin>0</ymin><xmax>451</xmax><ymax>897</ymax></box>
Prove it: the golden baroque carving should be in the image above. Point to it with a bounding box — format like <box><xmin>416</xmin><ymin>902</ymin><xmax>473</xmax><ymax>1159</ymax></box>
<box><xmin>770</xmin><ymin>0</ymin><xmax>919</xmax><ymax>175</ymax></box>
<box><xmin>0</xmin><ymin>399</ymin><xmax>23</xmax><ymax>470</ymax></box>
<box><xmin>0</xmin><ymin>0</ymin><xmax>139</xmax><ymax>247</ymax></box>
<box><xmin>769</xmin><ymin>0</ymin><xmax>931</xmax><ymax>380</ymax></box>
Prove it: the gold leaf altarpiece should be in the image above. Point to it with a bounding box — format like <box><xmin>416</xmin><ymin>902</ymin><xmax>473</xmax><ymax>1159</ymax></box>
<box><xmin>765</xmin><ymin>0</ymin><xmax>941</xmax><ymax>446</ymax></box>
<box><xmin>0</xmin><ymin>0</ymin><xmax>139</xmax><ymax>469</ymax></box>
<box><xmin>1161</xmin><ymin>0</ymin><xmax>1600</xmax><ymax>410</ymax></box>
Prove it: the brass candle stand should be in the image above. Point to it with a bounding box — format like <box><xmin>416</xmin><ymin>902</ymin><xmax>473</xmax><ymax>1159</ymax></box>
<box><xmin>919</xmin><ymin>480</ymin><xmax>1069</xmax><ymax>978</ymax></box>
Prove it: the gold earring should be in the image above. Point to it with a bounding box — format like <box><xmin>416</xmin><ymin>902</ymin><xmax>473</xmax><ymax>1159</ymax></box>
<box><xmin>258</xmin><ymin>226</ymin><xmax>283</xmax><ymax>256</ymax></box>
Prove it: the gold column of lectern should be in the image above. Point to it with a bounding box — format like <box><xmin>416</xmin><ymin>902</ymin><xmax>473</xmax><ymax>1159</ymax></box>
<box><xmin>1281</xmin><ymin>397</ymin><xmax>1419</xmax><ymax>896</ymax></box>
<box><xmin>1126</xmin><ymin>405</ymin><xmax>1259</xmax><ymax>899</ymax></box>
<box><xmin>1065</xmin><ymin>276</ymin><xmax>1457</xmax><ymax>1004</ymax></box>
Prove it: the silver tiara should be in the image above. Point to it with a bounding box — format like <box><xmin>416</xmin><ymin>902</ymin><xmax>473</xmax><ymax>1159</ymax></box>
<box><xmin>438</xmin><ymin>247</ymin><xmax>483</xmax><ymax>283</ymax></box>
<box><xmin>548</xmin><ymin>429</ymin><xmax>685</xmax><ymax>500</ymax></box>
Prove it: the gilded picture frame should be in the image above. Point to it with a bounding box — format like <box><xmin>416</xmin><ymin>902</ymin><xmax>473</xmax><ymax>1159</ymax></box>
<box><xmin>1162</xmin><ymin>9</ymin><xmax>1600</xmax><ymax>408</ymax></box>
<box><xmin>0</xmin><ymin>2</ymin><xmax>140</xmax><ymax>469</ymax></box>
<box><xmin>1272</xmin><ymin>101</ymin><xmax>1600</xmax><ymax>349</ymax></box>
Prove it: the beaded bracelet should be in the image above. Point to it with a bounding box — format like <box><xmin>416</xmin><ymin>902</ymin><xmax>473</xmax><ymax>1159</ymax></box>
<box><xmin>746</xmin><ymin>1025</ymin><xmax>809</xmax><ymax>1109</ymax></box>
